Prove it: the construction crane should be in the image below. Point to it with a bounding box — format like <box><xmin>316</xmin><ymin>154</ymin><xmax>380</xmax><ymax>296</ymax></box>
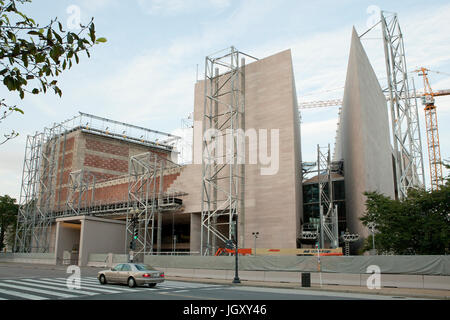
<box><xmin>298</xmin><ymin>89</ymin><xmax>450</xmax><ymax>109</ymax></box>
<box><xmin>299</xmin><ymin>71</ymin><xmax>450</xmax><ymax>191</ymax></box>
<box><xmin>413</xmin><ymin>68</ymin><xmax>450</xmax><ymax>191</ymax></box>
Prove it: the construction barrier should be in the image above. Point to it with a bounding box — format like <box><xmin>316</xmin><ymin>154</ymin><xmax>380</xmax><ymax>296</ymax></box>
<box><xmin>144</xmin><ymin>255</ymin><xmax>450</xmax><ymax>276</ymax></box>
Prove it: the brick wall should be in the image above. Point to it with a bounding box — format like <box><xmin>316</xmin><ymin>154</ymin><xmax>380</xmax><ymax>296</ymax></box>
<box><xmin>51</xmin><ymin>131</ymin><xmax>176</xmax><ymax>210</ymax></box>
<box><xmin>85</xmin><ymin>138</ymin><xmax>129</xmax><ymax>157</ymax></box>
<box><xmin>83</xmin><ymin>154</ymin><xmax>128</xmax><ymax>173</ymax></box>
<box><xmin>91</xmin><ymin>172</ymin><xmax>181</xmax><ymax>204</ymax></box>
<box><xmin>54</xmin><ymin>136</ymin><xmax>75</xmax><ymax>209</ymax></box>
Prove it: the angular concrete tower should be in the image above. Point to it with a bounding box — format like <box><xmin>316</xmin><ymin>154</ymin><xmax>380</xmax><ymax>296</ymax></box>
<box><xmin>337</xmin><ymin>28</ymin><xmax>395</xmax><ymax>242</ymax></box>
<box><xmin>179</xmin><ymin>49</ymin><xmax>303</xmax><ymax>252</ymax></box>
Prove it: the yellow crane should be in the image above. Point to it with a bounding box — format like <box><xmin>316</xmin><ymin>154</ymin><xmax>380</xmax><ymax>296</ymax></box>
<box><xmin>414</xmin><ymin>68</ymin><xmax>450</xmax><ymax>191</ymax></box>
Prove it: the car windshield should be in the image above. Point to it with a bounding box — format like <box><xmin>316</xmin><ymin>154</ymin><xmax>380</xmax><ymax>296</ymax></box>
<box><xmin>134</xmin><ymin>264</ymin><xmax>156</xmax><ymax>271</ymax></box>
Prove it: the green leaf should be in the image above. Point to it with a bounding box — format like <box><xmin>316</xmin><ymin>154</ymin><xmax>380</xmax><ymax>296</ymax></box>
<box><xmin>53</xmin><ymin>30</ymin><xmax>62</xmax><ymax>43</ymax></box>
<box><xmin>27</xmin><ymin>30</ymin><xmax>41</xmax><ymax>36</ymax></box>
<box><xmin>95</xmin><ymin>37</ymin><xmax>107</xmax><ymax>43</ymax></box>
<box><xmin>12</xmin><ymin>107</ymin><xmax>24</xmax><ymax>114</ymax></box>
<box><xmin>22</xmin><ymin>54</ymin><xmax>29</xmax><ymax>68</ymax></box>
<box><xmin>35</xmin><ymin>53</ymin><xmax>45</xmax><ymax>64</ymax></box>
<box><xmin>32</xmin><ymin>88</ymin><xmax>39</xmax><ymax>94</ymax></box>
<box><xmin>46</xmin><ymin>27</ymin><xmax>52</xmax><ymax>42</ymax></box>
<box><xmin>89</xmin><ymin>23</ymin><xmax>96</xmax><ymax>43</ymax></box>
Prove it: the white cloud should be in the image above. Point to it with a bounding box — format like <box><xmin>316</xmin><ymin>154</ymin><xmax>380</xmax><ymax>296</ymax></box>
<box><xmin>79</xmin><ymin>0</ymin><xmax>119</xmax><ymax>12</ymax></box>
<box><xmin>137</xmin><ymin>0</ymin><xmax>231</xmax><ymax>16</ymax></box>
<box><xmin>88</xmin><ymin>49</ymin><xmax>195</xmax><ymax>125</ymax></box>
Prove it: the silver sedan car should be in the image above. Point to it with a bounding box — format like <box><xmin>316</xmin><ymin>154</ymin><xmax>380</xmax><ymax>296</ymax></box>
<box><xmin>98</xmin><ymin>263</ymin><xmax>165</xmax><ymax>288</ymax></box>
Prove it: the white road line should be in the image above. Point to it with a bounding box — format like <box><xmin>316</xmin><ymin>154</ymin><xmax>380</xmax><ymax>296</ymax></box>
<box><xmin>173</xmin><ymin>290</ymin><xmax>189</xmax><ymax>293</ymax></box>
<box><xmin>157</xmin><ymin>284</ymin><xmax>189</xmax><ymax>289</ymax></box>
<box><xmin>164</xmin><ymin>282</ymin><xmax>219</xmax><ymax>289</ymax></box>
<box><xmin>42</xmin><ymin>279</ymin><xmax>130</xmax><ymax>293</ymax></box>
<box><xmin>200</xmin><ymin>287</ymin><xmax>225</xmax><ymax>291</ymax></box>
<box><xmin>0</xmin><ymin>288</ymin><xmax>48</xmax><ymax>300</ymax></box>
<box><xmin>16</xmin><ymin>279</ymin><xmax>98</xmax><ymax>296</ymax></box>
<box><xmin>80</xmin><ymin>279</ymin><xmax>101</xmax><ymax>284</ymax></box>
<box><xmin>0</xmin><ymin>282</ymin><xmax>76</xmax><ymax>299</ymax></box>
<box><xmin>45</xmin><ymin>278</ymin><xmax>141</xmax><ymax>293</ymax></box>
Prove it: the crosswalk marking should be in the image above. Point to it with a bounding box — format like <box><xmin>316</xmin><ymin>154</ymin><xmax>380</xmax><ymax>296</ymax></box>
<box><xmin>0</xmin><ymin>282</ymin><xmax>76</xmax><ymax>299</ymax></box>
<box><xmin>0</xmin><ymin>288</ymin><xmax>48</xmax><ymax>300</ymax></box>
<box><xmin>79</xmin><ymin>278</ymin><xmax>101</xmax><ymax>284</ymax></box>
<box><xmin>157</xmin><ymin>285</ymin><xmax>188</xmax><ymax>290</ymax></box>
<box><xmin>42</xmin><ymin>278</ymin><xmax>134</xmax><ymax>293</ymax></box>
<box><xmin>44</xmin><ymin>282</ymin><xmax>124</xmax><ymax>294</ymax></box>
<box><xmin>0</xmin><ymin>277</ymin><xmax>228</xmax><ymax>300</ymax></box>
<box><xmin>54</xmin><ymin>278</ymin><xmax>144</xmax><ymax>292</ymax></box>
<box><xmin>16</xmin><ymin>279</ymin><xmax>98</xmax><ymax>296</ymax></box>
<box><xmin>58</xmin><ymin>277</ymin><xmax>142</xmax><ymax>291</ymax></box>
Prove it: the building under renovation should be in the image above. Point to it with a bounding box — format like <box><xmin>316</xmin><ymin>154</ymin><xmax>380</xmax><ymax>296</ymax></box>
<box><xmin>14</xmin><ymin>12</ymin><xmax>427</xmax><ymax>264</ymax></box>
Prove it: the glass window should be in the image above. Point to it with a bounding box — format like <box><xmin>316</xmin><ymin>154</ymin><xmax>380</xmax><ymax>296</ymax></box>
<box><xmin>135</xmin><ymin>264</ymin><xmax>156</xmax><ymax>271</ymax></box>
<box><xmin>112</xmin><ymin>264</ymin><xmax>123</xmax><ymax>271</ymax></box>
<box><xmin>122</xmin><ymin>264</ymin><xmax>131</xmax><ymax>271</ymax></box>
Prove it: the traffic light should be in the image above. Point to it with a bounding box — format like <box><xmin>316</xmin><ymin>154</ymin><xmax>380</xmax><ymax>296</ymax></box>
<box><xmin>129</xmin><ymin>241</ymin><xmax>136</xmax><ymax>250</ymax></box>
<box><xmin>133</xmin><ymin>227</ymin><xmax>138</xmax><ymax>240</ymax></box>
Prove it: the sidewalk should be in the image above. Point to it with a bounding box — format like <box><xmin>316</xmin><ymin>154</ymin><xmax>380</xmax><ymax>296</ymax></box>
<box><xmin>164</xmin><ymin>275</ymin><xmax>450</xmax><ymax>300</ymax></box>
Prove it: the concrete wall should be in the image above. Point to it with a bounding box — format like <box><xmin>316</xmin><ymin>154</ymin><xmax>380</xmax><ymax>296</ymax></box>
<box><xmin>339</xmin><ymin>28</ymin><xmax>395</xmax><ymax>241</ymax></box>
<box><xmin>0</xmin><ymin>253</ymin><xmax>56</xmax><ymax>265</ymax></box>
<box><xmin>242</xmin><ymin>50</ymin><xmax>303</xmax><ymax>250</ymax></box>
<box><xmin>185</xmin><ymin>49</ymin><xmax>303</xmax><ymax>251</ymax></box>
<box><xmin>54</xmin><ymin>222</ymin><xmax>81</xmax><ymax>265</ymax></box>
<box><xmin>86</xmin><ymin>253</ymin><xmax>128</xmax><ymax>267</ymax></box>
<box><xmin>79</xmin><ymin>216</ymin><xmax>126</xmax><ymax>266</ymax></box>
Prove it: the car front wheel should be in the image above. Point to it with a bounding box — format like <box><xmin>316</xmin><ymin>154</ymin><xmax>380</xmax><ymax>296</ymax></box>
<box><xmin>128</xmin><ymin>277</ymin><xmax>136</xmax><ymax>288</ymax></box>
<box><xmin>99</xmin><ymin>274</ymin><xmax>107</xmax><ymax>285</ymax></box>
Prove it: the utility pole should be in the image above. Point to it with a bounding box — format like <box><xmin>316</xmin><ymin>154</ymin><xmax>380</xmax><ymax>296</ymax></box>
<box><xmin>232</xmin><ymin>216</ymin><xmax>241</xmax><ymax>284</ymax></box>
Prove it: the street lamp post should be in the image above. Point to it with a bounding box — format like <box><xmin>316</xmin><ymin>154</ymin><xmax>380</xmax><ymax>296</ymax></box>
<box><xmin>252</xmin><ymin>232</ymin><xmax>259</xmax><ymax>256</ymax></box>
<box><xmin>232</xmin><ymin>215</ymin><xmax>241</xmax><ymax>284</ymax></box>
<box><xmin>368</xmin><ymin>222</ymin><xmax>376</xmax><ymax>255</ymax></box>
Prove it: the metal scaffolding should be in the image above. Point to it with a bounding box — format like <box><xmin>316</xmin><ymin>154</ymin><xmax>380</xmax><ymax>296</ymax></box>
<box><xmin>317</xmin><ymin>144</ymin><xmax>339</xmax><ymax>249</ymax></box>
<box><xmin>15</xmin><ymin>112</ymin><xmax>180</xmax><ymax>253</ymax></box>
<box><xmin>15</xmin><ymin>119</ymin><xmax>73</xmax><ymax>253</ymax></box>
<box><xmin>15</xmin><ymin>133</ymin><xmax>43</xmax><ymax>253</ymax></box>
<box><xmin>127</xmin><ymin>152</ymin><xmax>185</xmax><ymax>260</ymax></box>
<box><xmin>381</xmin><ymin>11</ymin><xmax>425</xmax><ymax>198</ymax></box>
<box><xmin>200</xmin><ymin>47</ymin><xmax>257</xmax><ymax>256</ymax></box>
<box><xmin>66</xmin><ymin>169</ymin><xmax>96</xmax><ymax>216</ymax></box>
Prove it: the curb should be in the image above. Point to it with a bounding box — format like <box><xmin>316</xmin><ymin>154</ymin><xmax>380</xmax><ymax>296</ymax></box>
<box><xmin>164</xmin><ymin>276</ymin><xmax>450</xmax><ymax>300</ymax></box>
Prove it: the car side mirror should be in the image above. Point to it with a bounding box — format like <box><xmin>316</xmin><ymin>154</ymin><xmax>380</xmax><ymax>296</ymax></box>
<box><xmin>111</xmin><ymin>268</ymin><xmax>116</xmax><ymax>271</ymax></box>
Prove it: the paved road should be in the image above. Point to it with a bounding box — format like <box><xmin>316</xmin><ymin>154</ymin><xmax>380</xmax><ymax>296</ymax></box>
<box><xmin>0</xmin><ymin>263</ymin><xmax>432</xmax><ymax>300</ymax></box>
<box><xmin>0</xmin><ymin>276</ymin><xmax>425</xmax><ymax>300</ymax></box>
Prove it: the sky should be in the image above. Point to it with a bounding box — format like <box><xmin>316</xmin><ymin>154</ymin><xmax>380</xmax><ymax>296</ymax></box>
<box><xmin>0</xmin><ymin>0</ymin><xmax>449</xmax><ymax>200</ymax></box>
